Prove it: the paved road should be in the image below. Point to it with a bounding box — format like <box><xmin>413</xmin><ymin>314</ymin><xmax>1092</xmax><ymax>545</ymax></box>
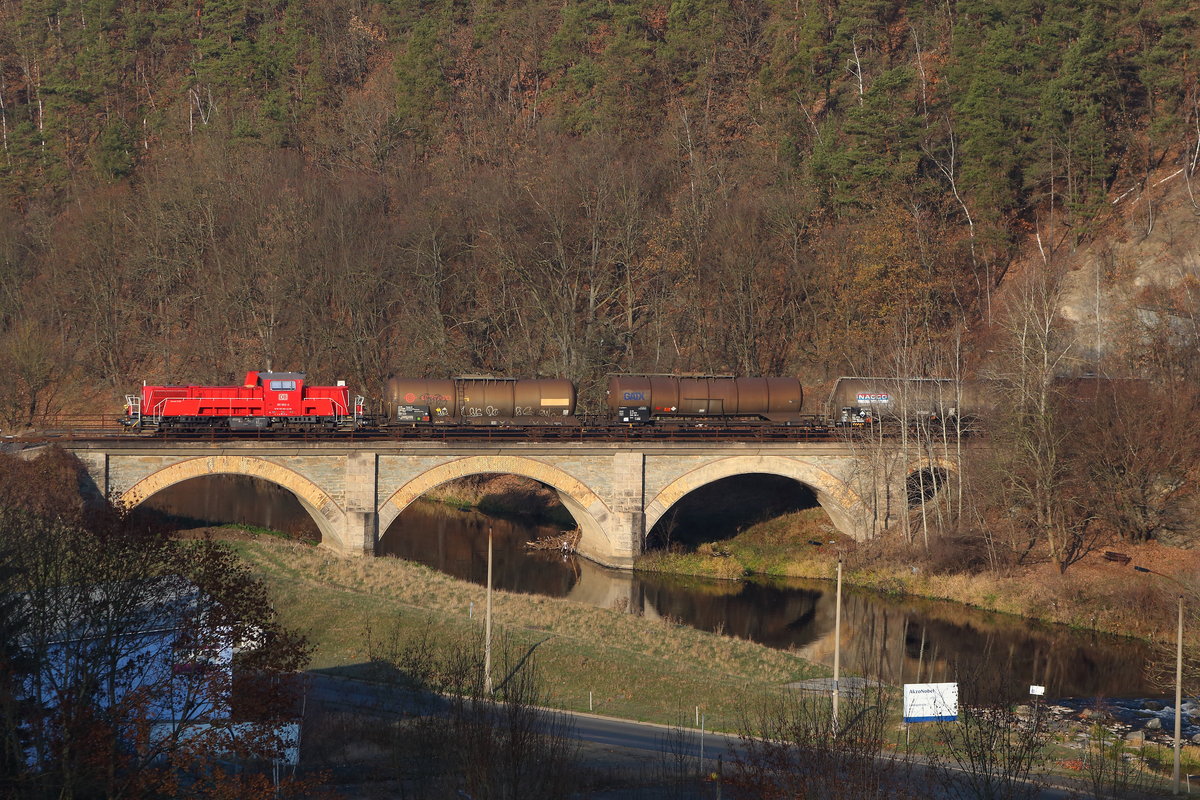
<box><xmin>305</xmin><ymin>671</ymin><xmax>740</xmax><ymax>756</ymax></box>
<box><xmin>303</xmin><ymin>672</ymin><xmax>1119</xmax><ymax>798</ymax></box>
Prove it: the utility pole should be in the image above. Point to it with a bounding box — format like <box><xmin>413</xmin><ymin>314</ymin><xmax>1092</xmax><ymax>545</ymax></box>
<box><xmin>1174</xmin><ymin>594</ymin><xmax>1183</xmax><ymax>795</ymax></box>
<box><xmin>1133</xmin><ymin>565</ymin><xmax>1187</xmax><ymax>796</ymax></box>
<box><xmin>833</xmin><ymin>558</ymin><xmax>842</xmax><ymax>735</ymax></box>
<box><xmin>484</xmin><ymin>526</ymin><xmax>493</xmax><ymax>695</ymax></box>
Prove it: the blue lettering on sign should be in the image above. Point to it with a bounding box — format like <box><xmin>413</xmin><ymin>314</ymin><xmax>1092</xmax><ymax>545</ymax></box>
<box><xmin>623</xmin><ymin>391</ymin><xmax>645</xmax><ymax>401</ymax></box>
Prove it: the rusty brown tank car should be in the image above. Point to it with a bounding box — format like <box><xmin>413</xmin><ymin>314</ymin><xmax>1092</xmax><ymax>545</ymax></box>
<box><xmin>384</xmin><ymin>377</ymin><xmax>576</xmax><ymax>424</ymax></box>
<box><xmin>605</xmin><ymin>375</ymin><xmax>805</xmax><ymax>423</ymax></box>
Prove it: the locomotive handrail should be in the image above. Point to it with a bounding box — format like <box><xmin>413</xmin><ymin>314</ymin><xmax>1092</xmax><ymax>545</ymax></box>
<box><xmin>148</xmin><ymin>398</ymin><xmax>170</xmax><ymax>424</ymax></box>
<box><xmin>123</xmin><ymin>395</ymin><xmax>141</xmax><ymax>426</ymax></box>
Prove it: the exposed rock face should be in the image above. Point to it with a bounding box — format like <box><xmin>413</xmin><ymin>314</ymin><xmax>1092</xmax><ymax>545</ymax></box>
<box><xmin>1051</xmin><ymin>170</ymin><xmax>1200</xmax><ymax>365</ymax></box>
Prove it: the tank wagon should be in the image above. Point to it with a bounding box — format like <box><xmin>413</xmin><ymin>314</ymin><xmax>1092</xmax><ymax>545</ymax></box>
<box><xmin>383</xmin><ymin>377</ymin><xmax>577</xmax><ymax>425</ymax></box>
<box><xmin>827</xmin><ymin>377</ymin><xmax>995</xmax><ymax>427</ymax></box>
<box><xmin>605</xmin><ymin>375</ymin><xmax>807</xmax><ymax>424</ymax></box>
<box><xmin>122</xmin><ymin>371</ymin><xmax>364</xmax><ymax>432</ymax></box>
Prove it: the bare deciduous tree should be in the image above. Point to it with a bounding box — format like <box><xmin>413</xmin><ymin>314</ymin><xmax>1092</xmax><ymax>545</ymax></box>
<box><xmin>985</xmin><ymin>267</ymin><xmax>1093</xmax><ymax>571</ymax></box>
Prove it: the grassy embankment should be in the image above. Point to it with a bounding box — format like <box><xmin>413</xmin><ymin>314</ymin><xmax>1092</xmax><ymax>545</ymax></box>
<box><xmin>233</xmin><ymin>537</ymin><xmax>825</xmax><ymax>729</ymax></box>
<box><xmin>423</xmin><ymin>475</ymin><xmax>575</xmax><ymax>528</ymax></box>
<box><xmin>636</xmin><ymin>509</ymin><xmax>1200</xmax><ymax>643</ymax></box>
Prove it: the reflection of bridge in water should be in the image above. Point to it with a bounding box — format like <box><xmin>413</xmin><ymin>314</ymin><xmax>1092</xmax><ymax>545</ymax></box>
<box><xmin>571</xmin><ymin>560</ymin><xmax>1153</xmax><ymax>697</ymax></box>
<box><xmin>56</xmin><ymin>438</ymin><xmax>956</xmax><ymax>568</ymax></box>
<box><xmin>119</xmin><ymin>478</ymin><xmax>1153</xmax><ymax>698</ymax></box>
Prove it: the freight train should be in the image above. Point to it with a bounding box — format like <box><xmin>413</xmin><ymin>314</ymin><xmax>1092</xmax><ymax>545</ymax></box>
<box><xmin>119</xmin><ymin>371</ymin><xmax>991</xmax><ymax>433</ymax></box>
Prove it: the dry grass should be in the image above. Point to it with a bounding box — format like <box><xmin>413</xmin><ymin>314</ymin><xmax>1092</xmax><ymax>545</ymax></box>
<box><xmin>232</xmin><ymin>538</ymin><xmax>825</xmax><ymax>729</ymax></box>
<box><xmin>835</xmin><ymin>545</ymin><xmax>1200</xmax><ymax>642</ymax></box>
<box><xmin>703</xmin><ymin>513</ymin><xmax>1200</xmax><ymax>642</ymax></box>
<box><xmin>424</xmin><ymin>474</ymin><xmax>573</xmax><ymax>525</ymax></box>
<box><xmin>635</xmin><ymin>508</ymin><xmax>837</xmax><ymax>579</ymax></box>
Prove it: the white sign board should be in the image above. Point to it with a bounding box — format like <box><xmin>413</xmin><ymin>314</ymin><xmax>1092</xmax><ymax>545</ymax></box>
<box><xmin>1029</xmin><ymin>685</ymin><xmax>1045</xmax><ymax>696</ymax></box>
<box><xmin>903</xmin><ymin>682</ymin><xmax>958</xmax><ymax>723</ymax></box>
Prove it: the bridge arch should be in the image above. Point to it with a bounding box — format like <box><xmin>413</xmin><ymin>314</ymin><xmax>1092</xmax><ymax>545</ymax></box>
<box><xmin>645</xmin><ymin>455</ymin><xmax>870</xmax><ymax>542</ymax></box>
<box><xmin>118</xmin><ymin>456</ymin><xmax>347</xmax><ymax>549</ymax></box>
<box><xmin>904</xmin><ymin>454</ymin><xmax>959</xmax><ymax>507</ymax></box>
<box><xmin>379</xmin><ymin>456</ymin><xmax>615</xmax><ymax>563</ymax></box>
<box><xmin>905</xmin><ymin>454</ymin><xmax>959</xmax><ymax>477</ymax></box>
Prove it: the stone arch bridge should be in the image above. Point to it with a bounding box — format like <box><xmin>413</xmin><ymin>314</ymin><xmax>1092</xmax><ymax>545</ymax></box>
<box><xmin>58</xmin><ymin>439</ymin><xmax>950</xmax><ymax>568</ymax></box>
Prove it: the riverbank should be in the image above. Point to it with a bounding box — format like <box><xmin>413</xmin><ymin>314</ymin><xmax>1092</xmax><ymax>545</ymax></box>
<box><xmin>424</xmin><ymin>474</ymin><xmax>575</xmax><ymax>528</ymax></box>
<box><xmin>396</xmin><ymin>477</ymin><xmax>1198</xmax><ymax>646</ymax></box>
<box><xmin>231</xmin><ymin>536</ymin><xmax>824</xmax><ymax>729</ymax></box>
<box><xmin>635</xmin><ymin>509</ymin><xmax>1200</xmax><ymax>646</ymax></box>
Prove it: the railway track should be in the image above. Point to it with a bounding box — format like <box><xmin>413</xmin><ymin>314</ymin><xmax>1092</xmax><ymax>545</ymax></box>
<box><xmin>8</xmin><ymin>416</ymin><xmax>874</xmax><ymax>444</ymax></box>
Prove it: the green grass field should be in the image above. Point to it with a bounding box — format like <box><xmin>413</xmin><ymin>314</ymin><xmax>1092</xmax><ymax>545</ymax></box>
<box><xmin>233</xmin><ymin>538</ymin><xmax>826</xmax><ymax>730</ymax></box>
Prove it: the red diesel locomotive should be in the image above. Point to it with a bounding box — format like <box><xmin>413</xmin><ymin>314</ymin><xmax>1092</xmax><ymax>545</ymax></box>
<box><xmin>122</xmin><ymin>371</ymin><xmax>364</xmax><ymax>432</ymax></box>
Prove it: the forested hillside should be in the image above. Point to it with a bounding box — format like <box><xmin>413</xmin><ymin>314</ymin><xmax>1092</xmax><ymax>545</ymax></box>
<box><xmin>1</xmin><ymin>0</ymin><xmax>1198</xmax><ymax>414</ymax></box>
<box><xmin>3</xmin><ymin>0</ymin><xmax>1200</xmax><ymax>573</ymax></box>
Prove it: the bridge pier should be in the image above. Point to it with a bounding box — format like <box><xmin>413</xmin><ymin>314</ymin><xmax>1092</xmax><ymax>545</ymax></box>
<box><xmin>605</xmin><ymin>452</ymin><xmax>646</xmax><ymax>567</ymax></box>
<box><xmin>343</xmin><ymin>452</ymin><xmax>378</xmax><ymax>555</ymax></box>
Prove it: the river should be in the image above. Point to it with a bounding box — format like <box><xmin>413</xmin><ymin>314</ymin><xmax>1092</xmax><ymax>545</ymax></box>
<box><xmin>142</xmin><ymin>475</ymin><xmax>1155</xmax><ymax>698</ymax></box>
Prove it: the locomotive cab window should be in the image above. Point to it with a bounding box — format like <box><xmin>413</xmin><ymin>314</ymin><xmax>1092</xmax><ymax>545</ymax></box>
<box><xmin>269</xmin><ymin>380</ymin><xmax>297</xmax><ymax>391</ymax></box>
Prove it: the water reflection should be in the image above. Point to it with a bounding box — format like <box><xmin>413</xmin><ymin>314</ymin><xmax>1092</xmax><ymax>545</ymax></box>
<box><xmin>148</xmin><ymin>479</ymin><xmax>1155</xmax><ymax>699</ymax></box>
<box><xmin>638</xmin><ymin>576</ymin><xmax>1152</xmax><ymax>697</ymax></box>
<box><xmin>138</xmin><ymin>474</ymin><xmax>321</xmax><ymax>539</ymax></box>
<box><xmin>383</xmin><ymin>501</ymin><xmax>1153</xmax><ymax>698</ymax></box>
<box><xmin>378</xmin><ymin>502</ymin><xmax>579</xmax><ymax>598</ymax></box>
